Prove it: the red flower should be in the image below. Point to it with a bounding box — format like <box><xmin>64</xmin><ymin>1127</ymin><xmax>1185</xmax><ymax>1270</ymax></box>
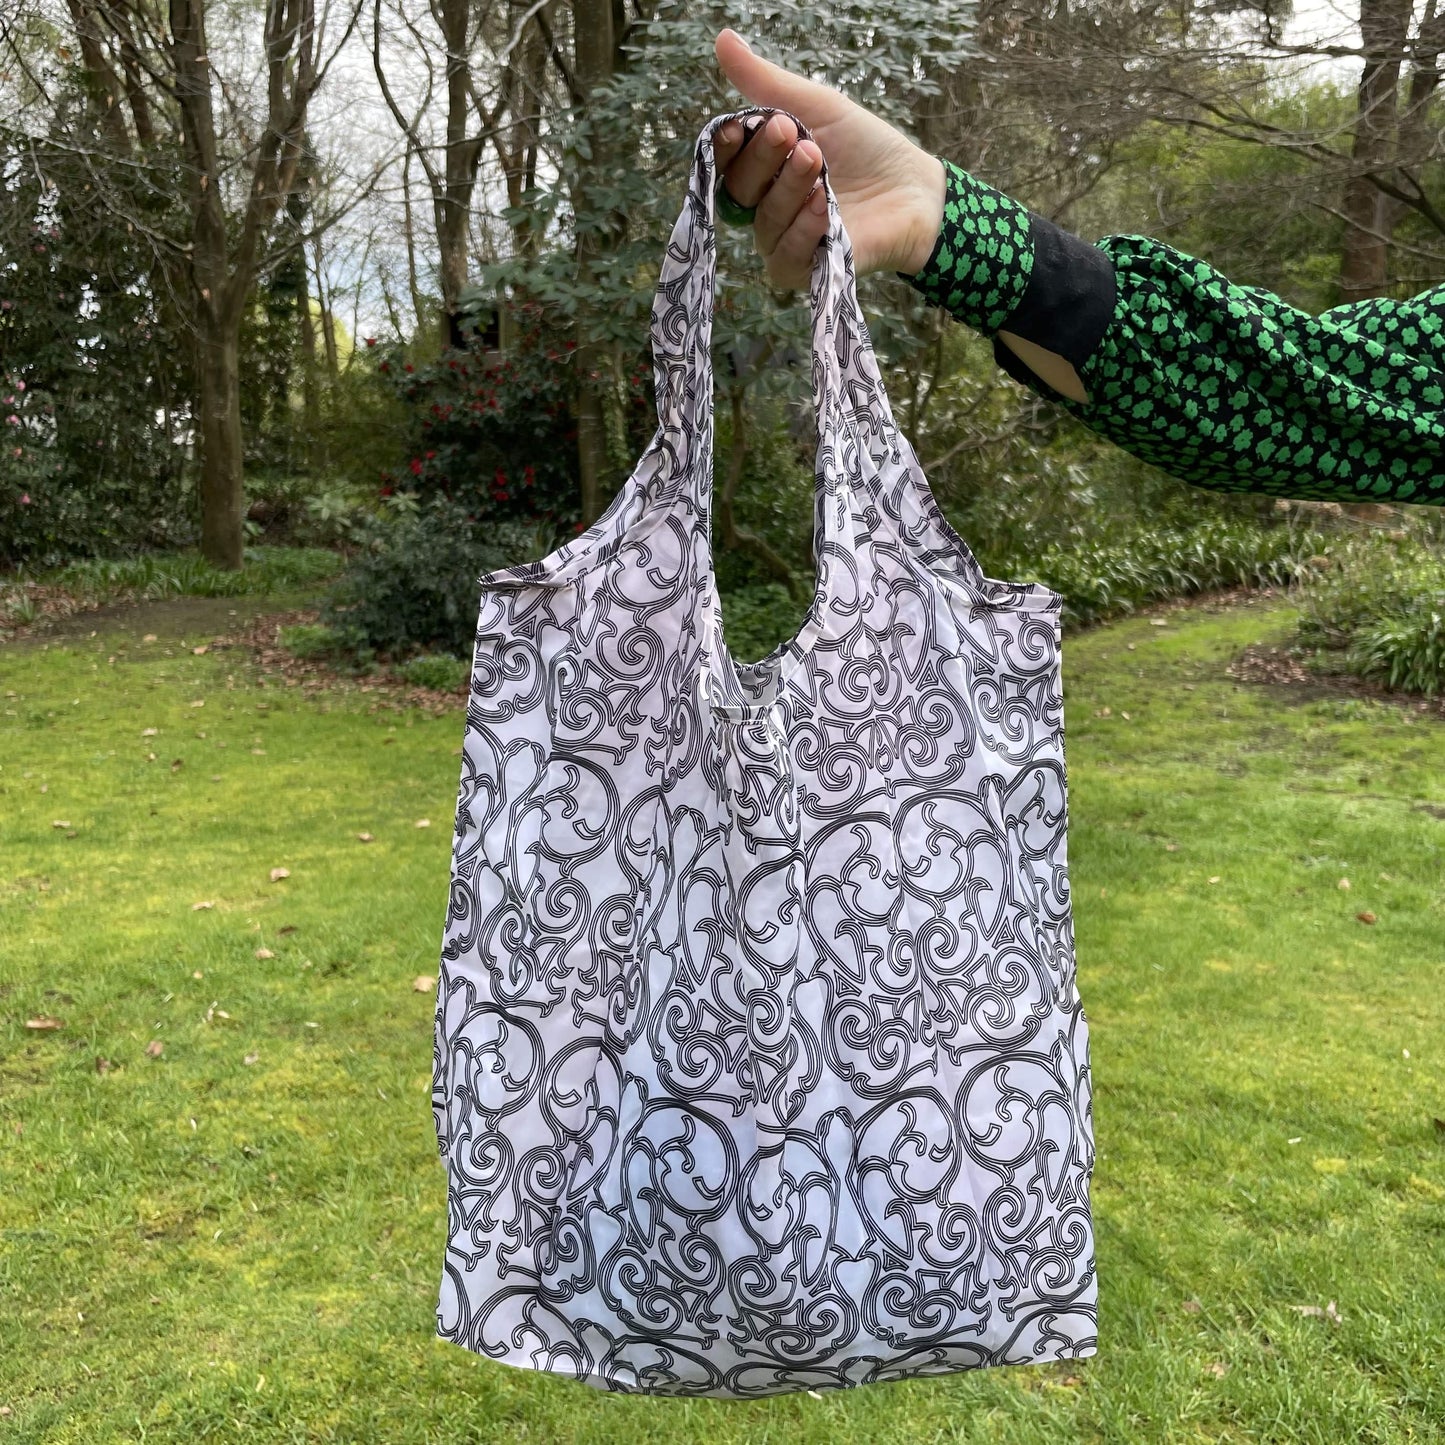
<box><xmin>425</xmin><ymin>450</ymin><xmax>436</xmax><ymax>460</ymax></box>
<box><xmin>365</xmin><ymin>337</ymin><xmax>377</xmax><ymax>347</ymax></box>
<box><xmin>409</xmin><ymin>458</ymin><xmax>423</xmax><ymax>475</ymax></box>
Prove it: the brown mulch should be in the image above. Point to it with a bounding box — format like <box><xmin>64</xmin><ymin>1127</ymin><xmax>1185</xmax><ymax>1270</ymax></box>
<box><xmin>219</xmin><ymin>609</ymin><xmax>468</xmax><ymax>716</ymax></box>
<box><xmin>1225</xmin><ymin>640</ymin><xmax>1445</xmax><ymax>719</ymax></box>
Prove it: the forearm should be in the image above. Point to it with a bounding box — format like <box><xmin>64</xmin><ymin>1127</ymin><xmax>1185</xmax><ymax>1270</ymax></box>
<box><xmin>900</xmin><ymin>159</ymin><xmax>1445</xmax><ymax>507</ymax></box>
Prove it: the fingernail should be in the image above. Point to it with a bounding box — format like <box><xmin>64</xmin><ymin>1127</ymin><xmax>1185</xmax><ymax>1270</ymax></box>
<box><xmin>793</xmin><ymin>142</ymin><xmax>817</xmax><ymax>170</ymax></box>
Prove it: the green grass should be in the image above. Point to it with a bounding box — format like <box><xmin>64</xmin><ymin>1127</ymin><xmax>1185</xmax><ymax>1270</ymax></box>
<box><xmin>2</xmin><ymin>593</ymin><xmax>1443</xmax><ymax>1442</ymax></box>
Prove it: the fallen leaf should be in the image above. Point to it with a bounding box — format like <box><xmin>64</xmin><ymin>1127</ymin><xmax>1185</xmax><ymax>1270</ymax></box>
<box><xmin>243</xmin><ymin>1052</ymin><xmax>260</xmax><ymax>1066</ymax></box>
<box><xmin>250</xmin><ymin>748</ymin><xmax>266</xmax><ymax>756</ymax></box>
<box><xmin>25</xmin><ymin>1015</ymin><xmax>65</xmax><ymax>1031</ymax></box>
<box><xmin>269</xmin><ymin>867</ymin><xmax>290</xmax><ymax>883</ymax></box>
<box><xmin>1357</xmin><ymin>911</ymin><xmax>1377</xmax><ymax>925</ymax></box>
<box><xmin>51</xmin><ymin>820</ymin><xmax>71</xmax><ymax>829</ymax></box>
<box><xmin>1207</xmin><ymin>1362</ymin><xmax>1228</xmax><ymax>1378</ymax></box>
<box><xmin>1165</xmin><ymin>843</ymin><xmax>1179</xmax><ymax>852</ymax></box>
<box><xmin>414</xmin><ymin>818</ymin><xmax>431</xmax><ymax>829</ymax></box>
<box><xmin>210</xmin><ymin>775</ymin><xmax>221</xmax><ymax>782</ymax></box>
<box><xmin>1288</xmin><ymin>1136</ymin><xmax>1303</xmax><ymax>1144</ymax></box>
<box><xmin>170</xmin><ymin>758</ymin><xmax>183</xmax><ymax>772</ymax></box>
<box><xmin>277</xmin><ymin>925</ymin><xmax>297</xmax><ymax>936</ymax></box>
<box><xmin>142</xmin><ymin>633</ymin><xmax>157</xmax><ymax>643</ymax></box>
<box><xmin>192</xmin><ymin>645</ymin><xmax>208</xmax><ymax>655</ymax></box>
<box><xmin>412</xmin><ymin>974</ymin><xmax>436</xmax><ymax>992</ymax></box>
<box><xmin>95</xmin><ymin>1056</ymin><xmax>113</xmax><ymax>1074</ymax></box>
<box><xmin>144</xmin><ymin>1040</ymin><xmax>164</xmax><ymax>1058</ymax></box>
<box><xmin>142</xmin><ymin>727</ymin><xmax>158</xmax><ymax>736</ymax></box>
<box><xmin>190</xmin><ymin>699</ymin><xmax>204</xmax><ymax>708</ymax></box>
<box><xmin>1338</xmin><ymin>877</ymin><xmax>1351</xmax><ymax>891</ymax></box>
<box><xmin>192</xmin><ymin>970</ymin><xmax>203</xmax><ymax>980</ymax></box>
<box><xmin>357</xmin><ymin>832</ymin><xmax>374</xmax><ymax>843</ymax></box>
<box><xmin>1120</xmin><ymin>711</ymin><xmax>1132</xmax><ymax>721</ymax></box>
<box><xmin>1208</xmin><ymin>876</ymin><xmax>1221</xmax><ymax>884</ymax></box>
<box><xmin>1432</xmin><ymin>1117</ymin><xmax>1445</xmax><ymax>1137</ymax></box>
<box><xmin>254</xmin><ymin>948</ymin><xmax>275</xmax><ymax>960</ymax></box>
<box><xmin>1150</xmin><ymin>618</ymin><xmax>1168</xmax><ymax>627</ymax></box>
<box><xmin>1061</xmin><ymin>1375</ymin><xmax>1083</xmax><ymax>1387</ymax></box>
<box><xmin>1094</xmin><ymin>706</ymin><xmax>1112</xmax><ymax>718</ymax></box>
<box><xmin>1288</xmin><ymin>1300</ymin><xmax>1343</xmax><ymax>1324</ymax></box>
<box><xmin>191</xmin><ymin>900</ymin><xmax>215</xmax><ymax>911</ymax></box>
<box><xmin>1181</xmin><ymin>1299</ymin><xmax>1203</xmax><ymax>1314</ymax></box>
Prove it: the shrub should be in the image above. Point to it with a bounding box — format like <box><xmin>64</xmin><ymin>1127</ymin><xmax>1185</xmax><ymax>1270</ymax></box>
<box><xmin>1295</xmin><ymin>531</ymin><xmax>1445</xmax><ymax>649</ymax></box>
<box><xmin>324</xmin><ymin>498</ymin><xmax>545</xmax><ymax>659</ymax></box>
<box><xmin>1295</xmin><ymin>530</ymin><xmax>1445</xmax><ymax>694</ymax></box>
<box><xmin>396</xmin><ymin>654</ymin><xmax>469</xmax><ymax>691</ymax></box>
<box><xmin>278</xmin><ymin>622</ymin><xmax>343</xmax><ymax>661</ymax></box>
<box><xmin>1348</xmin><ymin>609</ymin><xmax>1445</xmax><ymax>695</ymax></box>
<box><xmin>994</xmin><ymin>517</ymin><xmax>1325</xmax><ymax>628</ymax></box>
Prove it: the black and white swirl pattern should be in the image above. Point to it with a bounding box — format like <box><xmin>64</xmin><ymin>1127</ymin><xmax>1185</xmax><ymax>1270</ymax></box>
<box><xmin>433</xmin><ymin>108</ymin><xmax>1097</xmax><ymax>1397</ymax></box>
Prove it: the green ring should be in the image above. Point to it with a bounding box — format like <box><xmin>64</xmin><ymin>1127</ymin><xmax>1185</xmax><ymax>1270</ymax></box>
<box><xmin>716</xmin><ymin>181</ymin><xmax>757</xmax><ymax>227</ymax></box>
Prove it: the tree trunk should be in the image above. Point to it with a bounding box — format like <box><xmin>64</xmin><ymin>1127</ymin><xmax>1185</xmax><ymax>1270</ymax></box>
<box><xmin>1339</xmin><ymin>0</ymin><xmax>1413</xmax><ymax>302</ymax></box>
<box><xmin>572</xmin><ymin>0</ymin><xmax>615</xmax><ymax>527</ymax></box>
<box><xmin>197</xmin><ymin>318</ymin><xmax>244</xmax><ymax>569</ymax></box>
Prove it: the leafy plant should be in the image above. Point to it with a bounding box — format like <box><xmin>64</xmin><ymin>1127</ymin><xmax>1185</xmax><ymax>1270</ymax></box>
<box><xmin>395</xmin><ymin>654</ymin><xmax>469</xmax><ymax>691</ymax></box>
<box><xmin>1348</xmin><ymin>610</ymin><xmax>1445</xmax><ymax>695</ymax></box>
<box><xmin>323</xmin><ymin>498</ymin><xmax>544</xmax><ymax>659</ymax></box>
<box><xmin>277</xmin><ymin>622</ymin><xmax>343</xmax><ymax>661</ymax></box>
<box><xmin>994</xmin><ymin>517</ymin><xmax>1326</xmax><ymax>628</ymax></box>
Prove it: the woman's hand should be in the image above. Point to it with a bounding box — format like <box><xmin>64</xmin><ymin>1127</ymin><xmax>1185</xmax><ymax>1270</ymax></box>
<box><xmin>711</xmin><ymin>29</ymin><xmax>944</xmax><ymax>290</ymax></box>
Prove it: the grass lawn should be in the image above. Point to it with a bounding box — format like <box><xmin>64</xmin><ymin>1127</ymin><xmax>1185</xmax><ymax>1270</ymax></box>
<box><xmin>2</xmin><ymin>589</ymin><xmax>1443</xmax><ymax>1443</ymax></box>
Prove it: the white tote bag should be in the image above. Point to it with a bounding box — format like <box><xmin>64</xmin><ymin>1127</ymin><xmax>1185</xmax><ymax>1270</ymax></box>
<box><xmin>433</xmin><ymin>107</ymin><xmax>1096</xmax><ymax>1397</ymax></box>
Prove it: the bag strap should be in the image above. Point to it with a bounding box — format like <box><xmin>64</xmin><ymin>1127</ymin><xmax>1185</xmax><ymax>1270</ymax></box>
<box><xmin>650</xmin><ymin>108</ymin><xmax>888</xmax><ymax>530</ymax></box>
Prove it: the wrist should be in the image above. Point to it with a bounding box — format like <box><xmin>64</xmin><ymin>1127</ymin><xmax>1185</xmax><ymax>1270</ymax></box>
<box><xmin>898</xmin><ymin>151</ymin><xmax>946</xmax><ymax>277</ymax></box>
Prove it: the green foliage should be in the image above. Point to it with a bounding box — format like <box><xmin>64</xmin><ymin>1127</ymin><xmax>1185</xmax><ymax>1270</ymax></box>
<box><xmin>395</xmin><ymin>653</ymin><xmax>469</xmax><ymax>691</ymax></box>
<box><xmin>997</xmin><ymin>518</ymin><xmax>1326</xmax><ymax>628</ymax></box>
<box><xmin>0</xmin><ymin>93</ymin><xmax>199</xmax><ymax>566</ymax></box>
<box><xmin>370</xmin><ymin>299</ymin><xmax>601</xmax><ymax>528</ymax></box>
<box><xmin>1349</xmin><ymin>610</ymin><xmax>1445</xmax><ymax>695</ymax></box>
<box><xmin>1297</xmin><ymin>531</ymin><xmax>1445</xmax><ymax>694</ymax></box>
<box><xmin>40</xmin><ymin>546</ymin><xmax>343</xmax><ymax>604</ymax></box>
<box><xmin>324</xmin><ymin>499</ymin><xmax>544</xmax><ymax>659</ymax></box>
<box><xmin>276</xmin><ymin>622</ymin><xmax>343</xmax><ymax>661</ymax></box>
<box><xmin>1297</xmin><ymin>531</ymin><xmax>1445</xmax><ymax>647</ymax></box>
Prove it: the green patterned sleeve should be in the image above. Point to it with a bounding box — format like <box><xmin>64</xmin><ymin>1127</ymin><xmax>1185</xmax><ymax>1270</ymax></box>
<box><xmin>900</xmin><ymin>160</ymin><xmax>1445</xmax><ymax>506</ymax></box>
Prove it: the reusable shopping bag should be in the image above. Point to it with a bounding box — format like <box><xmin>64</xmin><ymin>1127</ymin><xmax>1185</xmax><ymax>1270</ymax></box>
<box><xmin>433</xmin><ymin>107</ymin><xmax>1097</xmax><ymax>1397</ymax></box>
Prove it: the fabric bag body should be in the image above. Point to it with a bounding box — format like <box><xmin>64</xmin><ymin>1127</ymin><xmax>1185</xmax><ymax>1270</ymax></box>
<box><xmin>434</xmin><ymin>109</ymin><xmax>1097</xmax><ymax>1397</ymax></box>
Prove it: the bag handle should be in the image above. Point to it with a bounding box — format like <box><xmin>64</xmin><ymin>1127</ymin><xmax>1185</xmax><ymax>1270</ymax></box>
<box><xmin>650</xmin><ymin>108</ymin><xmax>886</xmax><ymax>527</ymax></box>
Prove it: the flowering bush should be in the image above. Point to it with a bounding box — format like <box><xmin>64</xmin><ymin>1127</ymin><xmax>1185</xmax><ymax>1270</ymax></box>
<box><xmin>368</xmin><ymin>297</ymin><xmax>653</xmax><ymax>532</ymax></box>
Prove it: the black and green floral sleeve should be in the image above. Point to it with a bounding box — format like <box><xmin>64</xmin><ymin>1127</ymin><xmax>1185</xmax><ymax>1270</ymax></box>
<box><xmin>901</xmin><ymin>158</ymin><xmax>1445</xmax><ymax>506</ymax></box>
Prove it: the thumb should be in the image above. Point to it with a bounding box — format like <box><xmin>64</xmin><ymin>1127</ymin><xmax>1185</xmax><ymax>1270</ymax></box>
<box><xmin>714</xmin><ymin>29</ymin><xmax>850</xmax><ymax>130</ymax></box>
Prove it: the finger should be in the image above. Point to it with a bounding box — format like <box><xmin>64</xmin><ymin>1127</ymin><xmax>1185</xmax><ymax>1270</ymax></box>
<box><xmin>766</xmin><ymin>183</ymin><xmax>829</xmax><ymax>292</ymax></box>
<box><xmin>721</xmin><ymin>111</ymin><xmax>799</xmax><ymax>208</ymax></box>
<box><xmin>710</xmin><ymin>117</ymin><xmax>746</xmax><ymax>172</ymax></box>
<box><xmin>754</xmin><ymin>138</ymin><xmax>822</xmax><ymax>258</ymax></box>
<box><xmin>714</xmin><ymin>29</ymin><xmax>850</xmax><ymax>128</ymax></box>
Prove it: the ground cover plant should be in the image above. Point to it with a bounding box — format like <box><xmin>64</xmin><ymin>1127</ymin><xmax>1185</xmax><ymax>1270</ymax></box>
<box><xmin>1</xmin><ymin>589</ymin><xmax>1443</xmax><ymax>1443</ymax></box>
